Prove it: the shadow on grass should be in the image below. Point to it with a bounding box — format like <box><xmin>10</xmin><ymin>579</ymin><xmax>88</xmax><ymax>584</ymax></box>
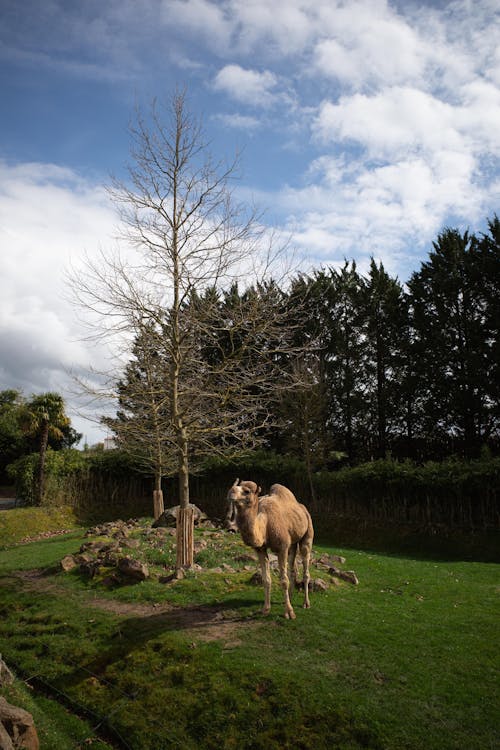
<box><xmin>58</xmin><ymin>596</ymin><xmax>263</xmax><ymax>699</ymax></box>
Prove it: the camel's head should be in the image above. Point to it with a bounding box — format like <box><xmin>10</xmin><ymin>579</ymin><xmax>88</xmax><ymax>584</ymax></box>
<box><xmin>227</xmin><ymin>478</ymin><xmax>260</xmax><ymax>510</ymax></box>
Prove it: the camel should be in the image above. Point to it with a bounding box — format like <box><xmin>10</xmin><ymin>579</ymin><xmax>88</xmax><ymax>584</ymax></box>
<box><xmin>227</xmin><ymin>479</ymin><xmax>314</xmax><ymax>619</ymax></box>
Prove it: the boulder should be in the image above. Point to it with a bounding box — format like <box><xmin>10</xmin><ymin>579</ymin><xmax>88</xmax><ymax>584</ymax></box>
<box><xmin>152</xmin><ymin>504</ymin><xmax>207</xmax><ymax>528</ymax></box>
<box><xmin>0</xmin><ymin>697</ymin><xmax>39</xmax><ymax>750</ymax></box>
<box><xmin>117</xmin><ymin>557</ymin><xmax>149</xmax><ymax>581</ymax></box>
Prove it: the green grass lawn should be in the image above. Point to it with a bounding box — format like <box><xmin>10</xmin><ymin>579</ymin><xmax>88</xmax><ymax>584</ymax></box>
<box><xmin>0</xmin><ymin>515</ymin><xmax>498</xmax><ymax>749</ymax></box>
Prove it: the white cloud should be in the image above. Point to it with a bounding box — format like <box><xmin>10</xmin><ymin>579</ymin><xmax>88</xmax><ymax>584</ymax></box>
<box><xmin>0</xmin><ymin>161</ymin><xmax>120</xmax><ymax>443</ymax></box>
<box><xmin>213</xmin><ymin>112</ymin><xmax>262</xmax><ymax>131</ymax></box>
<box><xmin>314</xmin><ymin>87</ymin><xmax>464</xmax><ymax>157</ymax></box>
<box><xmin>164</xmin><ymin>0</ymin><xmax>233</xmax><ymax>52</ymax></box>
<box><xmin>313</xmin><ymin>6</ymin><xmax>426</xmax><ymax>90</ymax></box>
<box><xmin>213</xmin><ymin>64</ymin><xmax>278</xmax><ymax>107</ymax></box>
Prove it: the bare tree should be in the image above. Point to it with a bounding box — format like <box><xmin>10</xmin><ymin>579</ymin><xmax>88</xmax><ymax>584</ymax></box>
<box><xmin>71</xmin><ymin>90</ymin><xmax>306</xmax><ymax>569</ymax></box>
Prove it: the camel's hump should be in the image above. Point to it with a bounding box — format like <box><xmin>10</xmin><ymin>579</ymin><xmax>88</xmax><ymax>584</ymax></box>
<box><xmin>268</xmin><ymin>484</ymin><xmax>297</xmax><ymax>502</ymax></box>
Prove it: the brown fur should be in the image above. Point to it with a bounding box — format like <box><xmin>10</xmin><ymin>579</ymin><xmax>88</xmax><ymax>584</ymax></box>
<box><xmin>227</xmin><ymin>479</ymin><xmax>314</xmax><ymax>619</ymax></box>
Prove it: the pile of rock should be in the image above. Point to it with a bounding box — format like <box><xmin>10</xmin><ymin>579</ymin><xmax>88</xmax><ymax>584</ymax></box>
<box><xmin>314</xmin><ymin>553</ymin><xmax>359</xmax><ymax>585</ymax></box>
<box><xmin>59</xmin><ymin>513</ymin><xmax>358</xmax><ymax>590</ymax></box>
<box><xmin>61</xmin><ymin>518</ymin><xmax>153</xmax><ymax>584</ymax></box>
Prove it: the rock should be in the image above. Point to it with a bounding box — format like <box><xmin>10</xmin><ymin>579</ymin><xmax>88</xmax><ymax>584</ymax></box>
<box><xmin>159</xmin><ymin>572</ymin><xmax>177</xmax><ymax>584</ymax></box>
<box><xmin>201</xmin><ymin>520</ymin><xmax>217</xmax><ymax>529</ymax></box>
<box><xmin>152</xmin><ymin>504</ymin><xmax>207</xmax><ymax>528</ymax></box>
<box><xmin>331</xmin><ymin>555</ymin><xmax>347</xmax><ymax>564</ymax></box>
<box><xmin>329</xmin><ymin>566</ymin><xmax>359</xmax><ymax>585</ymax></box>
<box><xmin>121</xmin><ymin>539</ymin><xmax>140</xmax><ymax>549</ymax></box>
<box><xmin>159</xmin><ymin>568</ymin><xmax>185</xmax><ymax>583</ymax></box>
<box><xmin>316</xmin><ymin>554</ymin><xmax>346</xmax><ymax>568</ymax></box>
<box><xmin>234</xmin><ymin>553</ymin><xmax>257</xmax><ymax>563</ymax></box>
<box><xmin>80</xmin><ymin>540</ymin><xmax>120</xmax><ymax>555</ymax></box>
<box><xmin>150</xmin><ymin>527</ymin><xmax>171</xmax><ymax>537</ymax></box>
<box><xmin>295</xmin><ymin>578</ymin><xmax>329</xmax><ymax>592</ymax></box>
<box><xmin>75</xmin><ymin>552</ymin><xmax>96</xmax><ymax>564</ymax></box>
<box><xmin>310</xmin><ymin>578</ymin><xmax>329</xmax><ymax>592</ymax></box>
<box><xmin>79</xmin><ymin>561</ymin><xmax>100</xmax><ymax>578</ymax></box>
<box><xmin>0</xmin><ymin>697</ymin><xmax>39</xmax><ymax>750</ymax></box>
<box><xmin>60</xmin><ymin>555</ymin><xmax>78</xmax><ymax>572</ymax></box>
<box><xmin>249</xmin><ymin>571</ymin><xmax>263</xmax><ymax>585</ymax></box>
<box><xmin>84</xmin><ymin>519</ymin><xmax>140</xmax><ymax>538</ymax></box>
<box><xmin>117</xmin><ymin>557</ymin><xmax>149</xmax><ymax>581</ymax></box>
<box><xmin>101</xmin><ymin>552</ymin><xmax>120</xmax><ymax>567</ymax></box>
<box><xmin>0</xmin><ymin>657</ymin><xmax>14</xmax><ymax>687</ymax></box>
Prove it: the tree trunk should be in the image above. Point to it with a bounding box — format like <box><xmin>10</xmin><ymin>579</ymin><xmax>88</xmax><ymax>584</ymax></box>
<box><xmin>176</xmin><ymin>430</ymin><xmax>194</xmax><ymax>569</ymax></box>
<box><xmin>152</xmin><ymin>472</ymin><xmax>164</xmax><ymax>520</ymax></box>
<box><xmin>36</xmin><ymin>420</ymin><xmax>49</xmax><ymax>505</ymax></box>
<box><xmin>153</xmin><ymin>491</ymin><xmax>164</xmax><ymax>520</ymax></box>
<box><xmin>176</xmin><ymin>506</ymin><xmax>194</xmax><ymax>569</ymax></box>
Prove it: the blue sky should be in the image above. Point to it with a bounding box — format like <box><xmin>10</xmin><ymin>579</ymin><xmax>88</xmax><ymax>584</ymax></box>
<box><xmin>1</xmin><ymin>0</ymin><xmax>499</xmax><ymax>444</ymax></box>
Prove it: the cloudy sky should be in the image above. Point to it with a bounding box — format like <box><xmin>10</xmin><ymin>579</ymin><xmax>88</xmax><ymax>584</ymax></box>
<box><xmin>1</xmin><ymin>0</ymin><xmax>499</xmax><ymax>445</ymax></box>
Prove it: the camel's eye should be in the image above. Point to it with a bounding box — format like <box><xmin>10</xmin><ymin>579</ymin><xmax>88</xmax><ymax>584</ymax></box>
<box><xmin>243</xmin><ymin>488</ymin><xmax>250</xmax><ymax>495</ymax></box>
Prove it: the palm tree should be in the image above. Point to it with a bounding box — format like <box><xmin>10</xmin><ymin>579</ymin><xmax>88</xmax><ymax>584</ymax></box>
<box><xmin>22</xmin><ymin>393</ymin><xmax>70</xmax><ymax>504</ymax></box>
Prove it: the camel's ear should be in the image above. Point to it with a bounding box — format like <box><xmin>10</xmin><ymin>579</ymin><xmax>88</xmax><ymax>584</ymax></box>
<box><xmin>232</xmin><ymin>477</ymin><xmax>239</xmax><ymax>487</ymax></box>
<box><xmin>256</xmin><ymin>486</ymin><xmax>261</xmax><ymax>495</ymax></box>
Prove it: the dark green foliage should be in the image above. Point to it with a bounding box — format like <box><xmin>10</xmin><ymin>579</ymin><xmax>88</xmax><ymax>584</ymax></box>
<box><xmin>0</xmin><ymin>389</ymin><xmax>81</xmax><ymax>489</ymax></box>
<box><xmin>7</xmin><ymin>449</ymin><xmax>86</xmax><ymax>506</ymax></box>
<box><xmin>267</xmin><ymin>218</ymin><xmax>500</xmax><ymax>463</ymax></box>
<box><xmin>0</xmin><ymin>390</ymin><xmax>25</xmax><ymax>481</ymax></box>
<box><xmin>408</xmin><ymin>227</ymin><xmax>499</xmax><ymax>457</ymax></box>
<box><xmin>311</xmin><ymin>456</ymin><xmax>500</xmax><ymax>535</ymax></box>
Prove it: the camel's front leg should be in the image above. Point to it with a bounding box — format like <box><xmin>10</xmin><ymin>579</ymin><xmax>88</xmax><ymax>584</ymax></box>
<box><xmin>257</xmin><ymin>548</ymin><xmax>272</xmax><ymax>615</ymax></box>
<box><xmin>278</xmin><ymin>548</ymin><xmax>295</xmax><ymax>620</ymax></box>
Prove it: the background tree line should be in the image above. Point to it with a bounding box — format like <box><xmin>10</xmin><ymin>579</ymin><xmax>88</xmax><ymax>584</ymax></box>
<box><xmin>113</xmin><ymin>216</ymin><xmax>500</xmax><ymax>475</ymax></box>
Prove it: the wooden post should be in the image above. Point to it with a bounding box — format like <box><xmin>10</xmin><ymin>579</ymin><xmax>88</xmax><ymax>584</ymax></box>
<box><xmin>153</xmin><ymin>489</ymin><xmax>164</xmax><ymax>521</ymax></box>
<box><xmin>176</xmin><ymin>505</ymin><xmax>194</xmax><ymax>570</ymax></box>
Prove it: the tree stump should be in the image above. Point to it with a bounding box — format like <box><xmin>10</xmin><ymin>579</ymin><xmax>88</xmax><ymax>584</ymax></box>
<box><xmin>176</xmin><ymin>505</ymin><xmax>194</xmax><ymax>570</ymax></box>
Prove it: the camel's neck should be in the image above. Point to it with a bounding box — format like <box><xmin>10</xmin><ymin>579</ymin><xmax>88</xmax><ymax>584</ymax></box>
<box><xmin>236</xmin><ymin>504</ymin><xmax>265</xmax><ymax>549</ymax></box>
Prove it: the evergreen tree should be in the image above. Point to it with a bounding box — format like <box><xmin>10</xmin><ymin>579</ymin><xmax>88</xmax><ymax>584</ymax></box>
<box><xmin>363</xmin><ymin>259</ymin><xmax>409</xmax><ymax>458</ymax></box>
<box><xmin>408</xmin><ymin>228</ymin><xmax>494</xmax><ymax>456</ymax></box>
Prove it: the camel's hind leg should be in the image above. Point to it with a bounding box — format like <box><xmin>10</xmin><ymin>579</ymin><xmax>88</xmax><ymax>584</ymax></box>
<box><xmin>288</xmin><ymin>543</ymin><xmax>298</xmax><ymax>592</ymax></box>
<box><xmin>278</xmin><ymin>548</ymin><xmax>295</xmax><ymax>620</ymax></box>
<box><xmin>299</xmin><ymin>538</ymin><xmax>312</xmax><ymax>609</ymax></box>
<box><xmin>257</xmin><ymin>548</ymin><xmax>272</xmax><ymax>615</ymax></box>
